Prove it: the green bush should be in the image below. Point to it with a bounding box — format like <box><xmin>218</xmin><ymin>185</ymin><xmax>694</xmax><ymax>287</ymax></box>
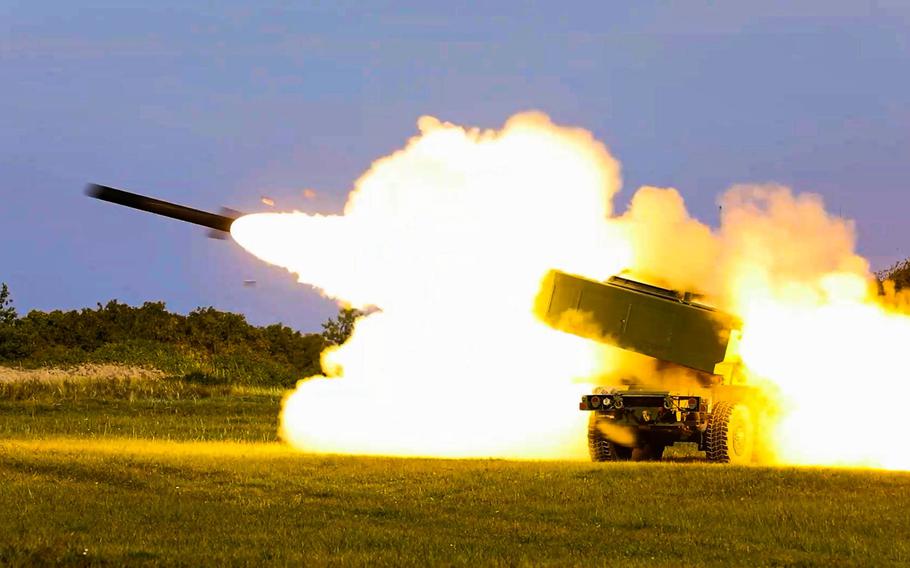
<box><xmin>878</xmin><ymin>258</ymin><xmax>910</xmax><ymax>291</ymax></box>
<box><xmin>0</xmin><ymin>286</ymin><xmax>327</xmax><ymax>388</ymax></box>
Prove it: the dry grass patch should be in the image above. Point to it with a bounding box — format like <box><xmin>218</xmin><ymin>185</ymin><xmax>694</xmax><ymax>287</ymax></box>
<box><xmin>0</xmin><ymin>364</ymin><xmax>232</xmax><ymax>400</ymax></box>
<box><xmin>0</xmin><ymin>363</ymin><xmax>163</xmax><ymax>383</ymax></box>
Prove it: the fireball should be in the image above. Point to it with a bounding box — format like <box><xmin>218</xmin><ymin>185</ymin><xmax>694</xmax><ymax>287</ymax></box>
<box><xmin>232</xmin><ymin>112</ymin><xmax>910</xmax><ymax>469</ymax></box>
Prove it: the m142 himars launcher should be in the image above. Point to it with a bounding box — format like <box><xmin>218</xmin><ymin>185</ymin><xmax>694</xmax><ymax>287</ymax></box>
<box><xmin>536</xmin><ymin>270</ymin><xmax>762</xmax><ymax>463</ymax></box>
<box><xmin>88</xmin><ymin>183</ymin><xmax>760</xmax><ymax>463</ymax></box>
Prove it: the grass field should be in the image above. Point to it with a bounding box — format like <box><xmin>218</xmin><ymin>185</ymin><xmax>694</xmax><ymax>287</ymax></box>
<box><xmin>1</xmin><ymin>366</ymin><xmax>909</xmax><ymax>566</ymax></box>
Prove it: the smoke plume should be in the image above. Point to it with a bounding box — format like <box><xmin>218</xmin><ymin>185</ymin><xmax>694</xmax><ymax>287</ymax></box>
<box><xmin>232</xmin><ymin>112</ymin><xmax>910</xmax><ymax>469</ymax></box>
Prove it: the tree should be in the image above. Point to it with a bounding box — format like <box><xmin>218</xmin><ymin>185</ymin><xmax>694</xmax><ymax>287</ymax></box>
<box><xmin>877</xmin><ymin>258</ymin><xmax>910</xmax><ymax>292</ymax></box>
<box><xmin>0</xmin><ymin>283</ymin><xmax>16</xmax><ymax>325</ymax></box>
<box><xmin>321</xmin><ymin>307</ymin><xmax>361</xmax><ymax>346</ymax></box>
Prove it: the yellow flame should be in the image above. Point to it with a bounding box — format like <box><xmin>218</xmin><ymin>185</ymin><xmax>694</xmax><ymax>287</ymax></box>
<box><xmin>737</xmin><ymin>282</ymin><xmax>910</xmax><ymax>470</ymax></box>
<box><xmin>618</xmin><ymin>184</ymin><xmax>910</xmax><ymax>470</ymax></box>
<box><xmin>232</xmin><ymin>112</ymin><xmax>910</xmax><ymax>469</ymax></box>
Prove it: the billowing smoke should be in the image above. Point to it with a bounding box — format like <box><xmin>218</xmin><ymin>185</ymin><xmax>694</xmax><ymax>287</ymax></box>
<box><xmin>232</xmin><ymin>112</ymin><xmax>910</xmax><ymax>469</ymax></box>
<box><xmin>232</xmin><ymin>113</ymin><xmax>630</xmax><ymax>459</ymax></box>
<box><xmin>615</xmin><ymin>184</ymin><xmax>910</xmax><ymax>469</ymax></box>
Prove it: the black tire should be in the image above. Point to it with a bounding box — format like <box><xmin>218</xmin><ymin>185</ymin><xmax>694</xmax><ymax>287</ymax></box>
<box><xmin>706</xmin><ymin>401</ymin><xmax>755</xmax><ymax>464</ymax></box>
<box><xmin>588</xmin><ymin>415</ymin><xmax>633</xmax><ymax>462</ymax></box>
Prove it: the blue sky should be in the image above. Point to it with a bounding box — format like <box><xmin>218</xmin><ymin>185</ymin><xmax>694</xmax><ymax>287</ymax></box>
<box><xmin>2</xmin><ymin>1</ymin><xmax>908</xmax><ymax>331</ymax></box>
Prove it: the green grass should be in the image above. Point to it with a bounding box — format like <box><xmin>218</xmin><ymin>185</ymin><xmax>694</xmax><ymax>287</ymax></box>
<box><xmin>0</xmin><ymin>364</ymin><xmax>283</xmax><ymax>442</ymax></box>
<box><xmin>1</xmin><ymin>441</ymin><xmax>908</xmax><ymax>566</ymax></box>
<box><xmin>0</xmin><ymin>395</ymin><xmax>281</xmax><ymax>442</ymax></box>
<box><xmin>1</xmin><ymin>366</ymin><xmax>909</xmax><ymax>566</ymax></box>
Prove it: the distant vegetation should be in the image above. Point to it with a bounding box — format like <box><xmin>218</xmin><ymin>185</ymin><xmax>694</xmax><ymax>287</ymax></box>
<box><xmin>0</xmin><ymin>283</ymin><xmax>357</xmax><ymax>388</ymax></box>
<box><xmin>320</xmin><ymin>307</ymin><xmax>362</xmax><ymax>346</ymax></box>
<box><xmin>878</xmin><ymin>258</ymin><xmax>910</xmax><ymax>291</ymax></box>
<box><xmin>2</xmin><ymin>253</ymin><xmax>907</xmax><ymax>390</ymax></box>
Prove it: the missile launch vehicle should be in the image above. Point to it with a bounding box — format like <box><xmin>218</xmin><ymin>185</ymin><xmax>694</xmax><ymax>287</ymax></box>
<box><xmin>87</xmin><ymin>183</ymin><xmax>761</xmax><ymax>463</ymax></box>
<box><xmin>536</xmin><ymin>270</ymin><xmax>761</xmax><ymax>463</ymax></box>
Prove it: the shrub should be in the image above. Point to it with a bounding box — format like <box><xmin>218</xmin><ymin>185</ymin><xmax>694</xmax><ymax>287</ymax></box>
<box><xmin>0</xmin><ymin>286</ymin><xmax>327</xmax><ymax>388</ymax></box>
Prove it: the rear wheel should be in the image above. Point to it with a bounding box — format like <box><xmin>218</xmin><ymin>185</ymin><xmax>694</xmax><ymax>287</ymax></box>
<box><xmin>588</xmin><ymin>415</ymin><xmax>633</xmax><ymax>461</ymax></box>
<box><xmin>706</xmin><ymin>402</ymin><xmax>754</xmax><ymax>464</ymax></box>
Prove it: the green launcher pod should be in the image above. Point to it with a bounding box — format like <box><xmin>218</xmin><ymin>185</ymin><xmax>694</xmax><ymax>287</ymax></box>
<box><xmin>535</xmin><ymin>270</ymin><xmax>738</xmax><ymax>374</ymax></box>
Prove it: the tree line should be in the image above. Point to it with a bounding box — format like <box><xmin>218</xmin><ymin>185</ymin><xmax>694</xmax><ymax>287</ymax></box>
<box><xmin>0</xmin><ymin>283</ymin><xmax>358</xmax><ymax>388</ymax></box>
<box><xmin>1</xmin><ymin>259</ymin><xmax>906</xmax><ymax>387</ymax></box>
<box><xmin>878</xmin><ymin>259</ymin><xmax>910</xmax><ymax>292</ymax></box>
